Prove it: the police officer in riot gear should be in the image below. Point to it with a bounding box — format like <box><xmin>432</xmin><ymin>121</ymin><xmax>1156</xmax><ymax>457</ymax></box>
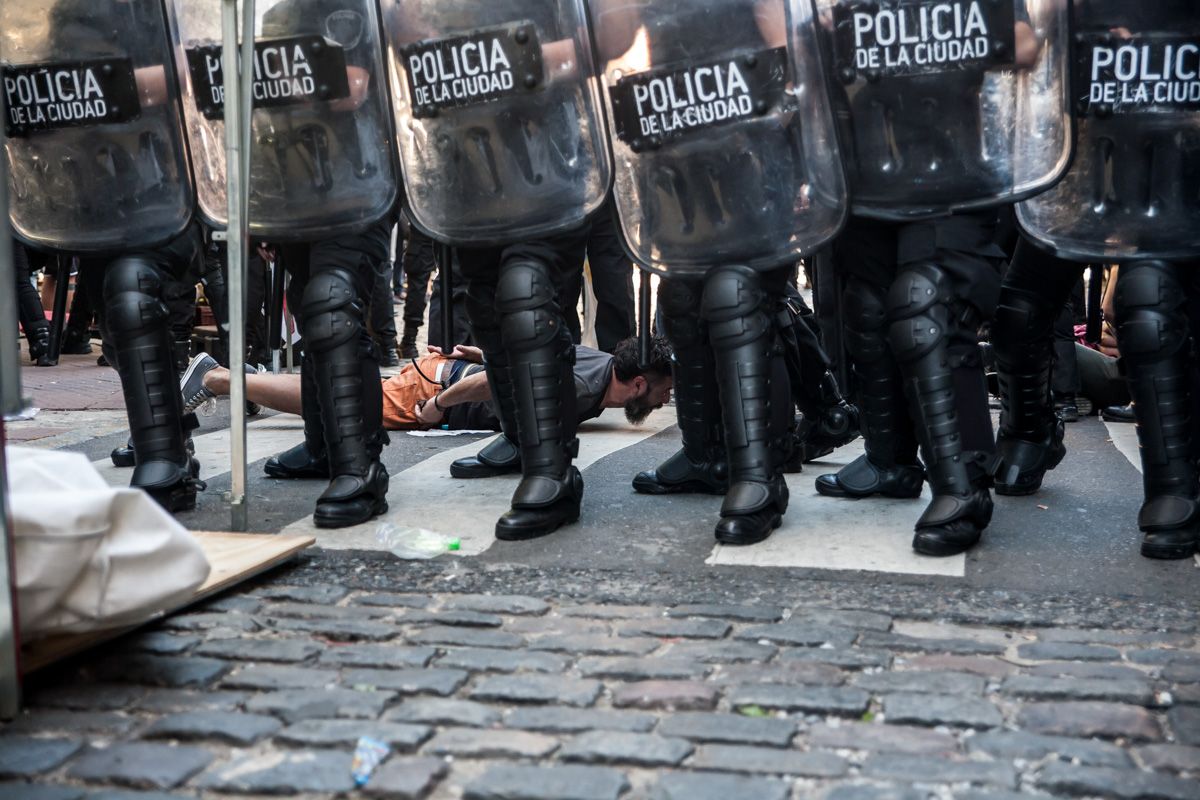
<box><xmin>811</xmin><ymin>0</ymin><xmax>1070</xmax><ymax>555</ymax></box>
<box><xmin>1012</xmin><ymin>1</ymin><xmax>1200</xmax><ymax>558</ymax></box>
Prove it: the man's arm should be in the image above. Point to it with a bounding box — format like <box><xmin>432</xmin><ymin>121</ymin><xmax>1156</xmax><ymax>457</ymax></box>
<box><xmin>414</xmin><ymin>369</ymin><xmax>492</xmax><ymax>425</ymax></box>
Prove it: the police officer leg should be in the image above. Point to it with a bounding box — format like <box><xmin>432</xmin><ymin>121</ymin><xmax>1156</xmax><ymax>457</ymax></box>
<box><xmin>492</xmin><ymin>256</ymin><xmax>583</xmax><ymax>540</ymax></box>
<box><xmin>1113</xmin><ymin>260</ymin><xmax>1199</xmax><ymax>559</ymax></box>
<box><xmin>633</xmin><ymin>276</ymin><xmax>726</xmax><ymax>495</ymax></box>
<box><xmin>816</xmin><ymin>277</ymin><xmax>924</xmax><ymax>498</ymax></box>
<box><xmin>702</xmin><ymin>265</ymin><xmax>790</xmax><ymax>544</ymax></box>
<box><xmin>888</xmin><ymin>263</ymin><xmax>995</xmax><ymax>556</ymax></box>
<box><xmin>104</xmin><ymin>255</ymin><xmax>201</xmax><ymax>512</ymax></box>
<box><xmin>992</xmin><ymin>239</ymin><xmax>1081</xmax><ymax>494</ymax></box>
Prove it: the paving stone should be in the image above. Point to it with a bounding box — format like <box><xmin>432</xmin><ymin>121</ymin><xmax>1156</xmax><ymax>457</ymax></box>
<box><xmin>560</xmin><ymin>731</ymin><xmax>693</xmax><ymax>767</ymax></box>
<box><xmin>863</xmin><ymin>754</ymin><xmax>1016</xmax><ymax>787</ymax></box>
<box><xmin>852</xmin><ymin>670</ymin><xmax>985</xmax><ymax>695</ymax></box>
<box><xmin>318</xmin><ymin>645</ymin><xmax>437</xmax><ymax>669</ymax></box>
<box><xmin>221</xmin><ymin>664</ymin><xmax>337</xmax><ymax>691</ymax></box>
<box><xmin>690</xmin><ymin>744</ymin><xmax>847</xmax><ymax>777</ymax></box>
<box><xmin>407</xmin><ymin>626</ymin><xmax>523</xmax><ymax>648</ymax></box>
<box><xmin>1134</xmin><ymin>744</ymin><xmax>1200</xmax><ymax>773</ymax></box>
<box><xmin>1174</xmin><ymin>684</ymin><xmax>1200</xmax><ymax>705</ymax></box>
<box><xmin>1017</xmin><ymin>642</ymin><xmax>1123</xmax><ymax>662</ymax></box>
<box><xmin>6</xmin><ymin>711</ymin><xmax>137</xmax><ymax>736</ymax></box>
<box><xmin>362</xmin><ymin>756</ymin><xmax>448</xmax><ymax>800</ymax></box>
<box><xmin>967</xmin><ymin>731</ymin><xmax>1132</xmax><ymax>768</ymax></box>
<box><xmin>505</xmin><ymin>618</ymin><xmax>609</xmax><ymax>635</ymax></box>
<box><xmin>399</xmin><ymin>610</ymin><xmax>505</xmax><ymax>628</ymax></box>
<box><xmin>126</xmin><ymin>632</ymin><xmax>201</xmax><ymax>656</ymax></box>
<box><xmin>729</xmin><ymin>685</ymin><xmax>870</xmax><ymax>716</ymax></box>
<box><xmin>808</xmin><ymin>721</ymin><xmax>959</xmax><ymax>755</ymax></box>
<box><xmin>267</xmin><ymin>617</ymin><xmax>400</xmax><ymax>642</ymax></box>
<box><xmin>710</xmin><ymin>661</ymin><xmax>845</xmax><ymax>686</ymax></box>
<box><xmin>560</xmin><ymin>604</ymin><xmax>662</xmax><ymax>619</ymax></box>
<box><xmin>611</xmin><ymin>681</ymin><xmax>718</xmax><ymax>711</ymax></box>
<box><xmin>1026</xmin><ymin>662</ymin><xmax>1150</xmax><ymax>681</ymax></box>
<box><xmin>1018</xmin><ymin>702</ymin><xmax>1164</xmax><ymax>741</ymax></box>
<box><xmin>1126</xmin><ymin>649</ymin><xmax>1200</xmax><ymax>667</ymax></box>
<box><xmin>463</xmin><ymin>764</ymin><xmax>629</xmax><ymax>800</ymax></box>
<box><xmin>161</xmin><ymin>613</ymin><xmax>259</xmax><ymax>632</ymax></box>
<box><xmin>141</xmin><ymin>711</ymin><xmax>281</xmax><ymax>745</ymax></box>
<box><xmin>505</xmin><ymin>707</ymin><xmax>657</xmax><ymax>734</ymax></box>
<box><xmin>1035</xmin><ymin>761</ymin><xmax>1199</xmax><ymax>800</ymax></box>
<box><xmin>243</xmin><ymin>688</ymin><xmax>395</xmax><ymax>722</ymax></box>
<box><xmin>29</xmin><ymin>684</ymin><xmax>145</xmax><ymax>712</ymax></box>
<box><xmin>133</xmin><ymin>689</ymin><xmax>249</xmax><ymax>713</ymax></box>
<box><xmin>650</xmin><ymin>771</ymin><xmax>789</xmax><ymax>800</ymax></box>
<box><xmin>667</xmin><ymin>604</ymin><xmax>785</xmax><ymax>623</ymax></box>
<box><xmin>1001</xmin><ymin>675</ymin><xmax>1156</xmax><ymax>705</ymax></box>
<box><xmin>614</xmin><ymin>618</ymin><xmax>731</xmax><ymax>640</ymax></box>
<box><xmin>664</xmin><ymin>641</ymin><xmax>778</xmax><ymax>664</ymax></box>
<box><xmin>901</xmin><ymin>655</ymin><xmax>1017</xmax><ymax>678</ymax></box>
<box><xmin>882</xmin><ymin>693</ymin><xmax>1003</xmax><ymax>728</ymax></box>
<box><xmin>342</xmin><ymin>668</ymin><xmax>468</xmax><ymax>697</ymax></box>
<box><xmin>735</xmin><ymin>623</ymin><xmax>857</xmax><ymax>648</ymax></box>
<box><xmin>470</xmin><ymin>675</ymin><xmax>602</xmax><ymax>707</ymax></box>
<box><xmin>199</xmin><ymin>594</ymin><xmax>263</xmax><ymax>614</ymax></box>
<box><xmin>1037</xmin><ymin>630</ymin><xmax>1194</xmax><ymax>647</ymax></box>
<box><xmin>70</xmin><ymin>791</ymin><xmax>187</xmax><ymax>800</ymax></box>
<box><xmin>858</xmin><ymin>632</ymin><xmax>1006</xmax><ymax>655</ymax></box>
<box><xmin>94</xmin><ymin>655</ymin><xmax>231</xmax><ymax>689</ymax></box>
<box><xmin>256</xmin><ymin>584</ymin><xmax>349</xmax><ymax>604</ymax></box>
<box><xmin>820</xmin><ymin>787</ymin><xmax>926</xmax><ymax>800</ymax></box>
<box><xmin>577</xmin><ymin>657</ymin><xmax>708</xmax><ymax>681</ymax></box>
<box><xmin>194</xmin><ymin>638</ymin><xmax>322</xmax><ymax>663</ymax></box>
<box><xmin>1163</xmin><ymin>663</ymin><xmax>1200</xmax><ymax>683</ymax></box>
<box><xmin>67</xmin><ymin>743</ymin><xmax>212</xmax><ymax>790</ymax></box>
<box><xmin>424</xmin><ymin>728</ymin><xmax>558</xmax><ymax>758</ymax></box>
<box><xmin>779</xmin><ymin>648</ymin><xmax>893</xmax><ymax>669</ymax></box>
<box><xmin>789</xmin><ymin>609</ymin><xmax>894</xmax><ymax>632</ymax></box>
<box><xmin>277</xmin><ymin>719</ymin><xmax>432</xmax><ymax>750</ymax></box>
<box><xmin>1168</xmin><ymin>705</ymin><xmax>1200</xmax><ymax>745</ymax></box>
<box><xmin>353</xmin><ymin>593</ymin><xmax>433</xmax><ymax>609</ymax></box>
<box><xmin>197</xmin><ymin>749</ymin><xmax>354</xmax><ymax>794</ymax></box>
<box><xmin>442</xmin><ymin>594</ymin><xmax>550</xmax><ymax>616</ymax></box>
<box><xmin>262</xmin><ymin>601</ymin><xmax>393</xmax><ymax>620</ymax></box>
<box><xmin>387</xmin><ymin>698</ymin><xmax>503</xmax><ymax>728</ymax></box>
<box><xmin>435</xmin><ymin>648</ymin><xmax>569</xmax><ymax>674</ymax></box>
<box><xmin>0</xmin><ymin>737</ymin><xmax>83</xmax><ymax>778</ymax></box>
<box><xmin>0</xmin><ymin>785</ymin><xmax>85</xmax><ymax>800</ymax></box>
<box><xmin>528</xmin><ymin>634</ymin><xmax>660</xmax><ymax>656</ymax></box>
<box><xmin>657</xmin><ymin>712</ymin><xmax>798</xmax><ymax>746</ymax></box>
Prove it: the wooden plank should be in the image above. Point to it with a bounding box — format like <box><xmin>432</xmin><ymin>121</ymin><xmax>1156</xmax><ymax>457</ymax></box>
<box><xmin>21</xmin><ymin>531</ymin><xmax>314</xmax><ymax>674</ymax></box>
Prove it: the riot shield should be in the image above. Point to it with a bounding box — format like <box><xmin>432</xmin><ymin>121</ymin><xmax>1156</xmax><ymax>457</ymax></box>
<box><xmin>814</xmin><ymin>0</ymin><xmax>1071</xmax><ymax>220</ymax></box>
<box><xmin>1017</xmin><ymin>2</ymin><xmax>1200</xmax><ymax>262</ymax></box>
<box><xmin>380</xmin><ymin>0</ymin><xmax>611</xmax><ymax>245</ymax></box>
<box><xmin>591</xmin><ymin>0</ymin><xmax>847</xmax><ymax>275</ymax></box>
<box><xmin>2</xmin><ymin>0</ymin><xmax>195</xmax><ymax>253</ymax></box>
<box><xmin>167</xmin><ymin>0</ymin><xmax>397</xmax><ymax>240</ymax></box>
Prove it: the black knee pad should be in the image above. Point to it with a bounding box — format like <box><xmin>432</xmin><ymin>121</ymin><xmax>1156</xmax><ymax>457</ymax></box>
<box><xmin>842</xmin><ymin>278</ymin><xmax>889</xmax><ymax>364</ymax></box>
<box><xmin>886</xmin><ymin>263</ymin><xmax>964</xmax><ymax>364</ymax></box>
<box><xmin>105</xmin><ymin>257</ymin><xmax>168</xmax><ymax>336</ymax></box>
<box><xmin>496</xmin><ymin>259</ymin><xmax>562</xmax><ymax>352</ymax></box>
<box><xmin>1115</xmin><ymin>261</ymin><xmax>1190</xmax><ymax>362</ymax></box>
<box><xmin>659</xmin><ymin>277</ymin><xmax>705</xmax><ymax>350</ymax></box>
<box><xmin>993</xmin><ymin>285</ymin><xmax>1058</xmax><ymax>351</ymax></box>
<box><xmin>701</xmin><ymin>265</ymin><xmax>771</xmax><ymax>350</ymax></box>
<box><xmin>301</xmin><ymin>268</ymin><xmax>362</xmax><ymax>353</ymax></box>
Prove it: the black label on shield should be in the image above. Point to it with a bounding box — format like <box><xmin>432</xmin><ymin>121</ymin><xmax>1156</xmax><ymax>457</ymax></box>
<box><xmin>2</xmin><ymin>58</ymin><xmax>141</xmax><ymax>137</ymax></box>
<box><xmin>187</xmin><ymin>35</ymin><xmax>350</xmax><ymax>120</ymax></box>
<box><xmin>404</xmin><ymin>23</ymin><xmax>543</xmax><ymax>118</ymax></box>
<box><xmin>1076</xmin><ymin>33</ymin><xmax>1200</xmax><ymax>116</ymax></box>
<box><xmin>832</xmin><ymin>0</ymin><xmax>1015</xmax><ymax>80</ymax></box>
<box><xmin>608</xmin><ymin>47</ymin><xmax>787</xmax><ymax>147</ymax></box>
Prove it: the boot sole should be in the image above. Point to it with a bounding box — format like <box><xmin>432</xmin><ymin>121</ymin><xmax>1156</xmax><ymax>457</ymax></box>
<box><xmin>1140</xmin><ymin>540</ymin><xmax>1198</xmax><ymax>560</ymax></box>
<box><xmin>815</xmin><ymin>483</ymin><xmax>922</xmax><ymax>500</ymax></box>
<box><xmin>632</xmin><ymin>477</ymin><xmax>726</xmax><ymax>496</ymax></box>
<box><xmin>995</xmin><ymin>442</ymin><xmax>1067</xmax><ymax>497</ymax></box>
<box><xmin>264</xmin><ymin>463</ymin><xmax>328</xmax><ymax>480</ymax></box>
<box><xmin>313</xmin><ymin>500</ymin><xmax>389</xmax><ymax>529</ymax></box>
<box><xmin>715</xmin><ymin>514</ymin><xmax>782</xmax><ymax>546</ymax></box>
<box><xmin>450</xmin><ymin>464</ymin><xmax>521</xmax><ymax>479</ymax></box>
<box><xmin>495</xmin><ymin>511</ymin><xmax>579</xmax><ymax>541</ymax></box>
<box><xmin>912</xmin><ymin>531</ymin><xmax>981</xmax><ymax>557</ymax></box>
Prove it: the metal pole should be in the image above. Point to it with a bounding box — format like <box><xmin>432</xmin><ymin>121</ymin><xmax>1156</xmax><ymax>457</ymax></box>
<box><xmin>437</xmin><ymin>243</ymin><xmax>454</xmax><ymax>349</ymax></box>
<box><xmin>268</xmin><ymin>256</ymin><xmax>285</xmax><ymax>373</ymax></box>
<box><xmin>638</xmin><ymin>268</ymin><xmax>652</xmax><ymax>367</ymax></box>
<box><xmin>0</xmin><ymin>94</ymin><xmax>26</xmax><ymax>717</ymax></box>
<box><xmin>223</xmin><ymin>0</ymin><xmax>256</xmax><ymax>531</ymax></box>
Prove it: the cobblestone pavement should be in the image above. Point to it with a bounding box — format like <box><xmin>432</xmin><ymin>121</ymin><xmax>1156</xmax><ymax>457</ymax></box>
<box><xmin>4</xmin><ymin>565</ymin><xmax>1198</xmax><ymax>800</ymax></box>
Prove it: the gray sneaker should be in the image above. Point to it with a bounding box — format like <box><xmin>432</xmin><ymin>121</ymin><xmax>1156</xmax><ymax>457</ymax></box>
<box><xmin>181</xmin><ymin>352</ymin><xmax>219</xmax><ymax>415</ymax></box>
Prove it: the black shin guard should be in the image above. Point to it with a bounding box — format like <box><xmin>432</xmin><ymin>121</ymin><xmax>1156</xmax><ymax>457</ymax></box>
<box><xmin>634</xmin><ymin>277</ymin><xmax>727</xmax><ymax>495</ymax></box>
<box><xmin>104</xmin><ymin>256</ymin><xmax>201</xmax><ymax>512</ymax></box>
<box><xmin>1114</xmin><ymin>261</ymin><xmax>1199</xmax><ymax>559</ymax></box>
<box><xmin>702</xmin><ymin>265</ymin><xmax>789</xmax><ymax>545</ymax></box>
<box><xmin>264</xmin><ymin>352</ymin><xmax>331</xmax><ymax>479</ymax></box>
<box><xmin>450</xmin><ymin>329</ymin><xmax>522</xmax><ymax>479</ymax></box>
<box><xmin>301</xmin><ymin>268</ymin><xmax>388</xmax><ymax>528</ymax></box>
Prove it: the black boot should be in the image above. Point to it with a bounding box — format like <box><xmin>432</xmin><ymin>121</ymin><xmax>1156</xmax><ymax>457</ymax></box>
<box><xmin>816</xmin><ymin>278</ymin><xmax>924</xmax><ymax>499</ymax></box>
<box><xmin>633</xmin><ymin>277</ymin><xmax>727</xmax><ymax>495</ymax></box>
<box><xmin>492</xmin><ymin>258</ymin><xmax>582</xmax><ymax>540</ymax></box>
<box><xmin>791</xmin><ymin>372</ymin><xmax>861</xmax><ymax>466</ymax></box>
<box><xmin>450</xmin><ymin>349</ymin><xmax>523</xmax><ymax>478</ymax></box>
<box><xmin>27</xmin><ymin>325</ymin><xmax>54</xmax><ymax>367</ymax></box>
<box><xmin>105</xmin><ymin>257</ymin><xmax>203</xmax><ymax>513</ymax></box>
<box><xmin>301</xmin><ymin>268</ymin><xmax>389</xmax><ymax>528</ymax></box>
<box><xmin>703</xmin><ymin>266</ymin><xmax>791</xmax><ymax>545</ymax></box>
<box><xmin>265</xmin><ymin>350</ymin><xmax>330</xmax><ymax>479</ymax></box>
<box><xmin>398</xmin><ymin>323</ymin><xmax>420</xmax><ymax>360</ymax></box>
<box><xmin>378</xmin><ymin>341</ymin><xmax>401</xmax><ymax>368</ymax></box>
<box><xmin>888</xmin><ymin>264</ymin><xmax>996</xmax><ymax>556</ymax></box>
<box><xmin>1115</xmin><ymin>261</ymin><xmax>1200</xmax><ymax>560</ymax></box>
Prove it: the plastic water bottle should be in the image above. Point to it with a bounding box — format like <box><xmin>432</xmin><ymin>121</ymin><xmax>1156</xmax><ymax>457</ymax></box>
<box><xmin>376</xmin><ymin>524</ymin><xmax>460</xmax><ymax>559</ymax></box>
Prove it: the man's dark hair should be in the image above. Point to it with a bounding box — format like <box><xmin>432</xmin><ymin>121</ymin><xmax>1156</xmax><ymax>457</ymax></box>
<box><xmin>612</xmin><ymin>335</ymin><xmax>673</xmax><ymax>383</ymax></box>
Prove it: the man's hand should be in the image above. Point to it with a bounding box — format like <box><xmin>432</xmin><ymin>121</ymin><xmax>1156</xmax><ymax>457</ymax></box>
<box><xmin>427</xmin><ymin>344</ymin><xmax>483</xmax><ymax>363</ymax></box>
<box><xmin>415</xmin><ymin>396</ymin><xmax>446</xmax><ymax>426</ymax></box>
<box><xmin>1099</xmin><ymin>320</ymin><xmax>1120</xmax><ymax>359</ymax></box>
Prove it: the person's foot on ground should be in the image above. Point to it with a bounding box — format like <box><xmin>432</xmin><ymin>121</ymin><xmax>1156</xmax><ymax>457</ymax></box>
<box><xmin>60</xmin><ymin>330</ymin><xmax>93</xmax><ymax>355</ymax></box>
<box><xmin>1102</xmin><ymin>403</ymin><xmax>1135</xmax><ymax>423</ymax></box>
<box><xmin>1053</xmin><ymin>392</ymin><xmax>1079</xmax><ymax>423</ymax></box>
<box><xmin>181</xmin><ymin>352</ymin><xmax>220</xmax><ymax>415</ymax></box>
<box><xmin>379</xmin><ymin>342</ymin><xmax>401</xmax><ymax>368</ymax></box>
<box><xmin>815</xmin><ymin>454</ymin><xmax>924</xmax><ymax>499</ymax></box>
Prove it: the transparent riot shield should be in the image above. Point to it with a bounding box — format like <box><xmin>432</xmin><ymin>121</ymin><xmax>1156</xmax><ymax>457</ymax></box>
<box><xmin>1017</xmin><ymin>4</ymin><xmax>1200</xmax><ymax>262</ymax></box>
<box><xmin>381</xmin><ymin>0</ymin><xmax>611</xmax><ymax>244</ymax></box>
<box><xmin>167</xmin><ymin>0</ymin><xmax>397</xmax><ymax>240</ymax></box>
<box><xmin>592</xmin><ymin>0</ymin><xmax>847</xmax><ymax>275</ymax></box>
<box><xmin>1</xmin><ymin>0</ymin><xmax>195</xmax><ymax>253</ymax></box>
<box><xmin>814</xmin><ymin>0</ymin><xmax>1071</xmax><ymax>220</ymax></box>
